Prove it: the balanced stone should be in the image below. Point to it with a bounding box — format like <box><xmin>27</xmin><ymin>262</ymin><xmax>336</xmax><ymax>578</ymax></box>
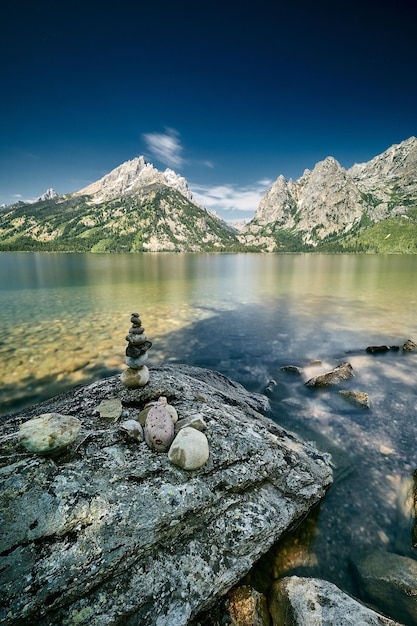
<box><xmin>168</xmin><ymin>427</ymin><xmax>210</xmax><ymax>470</ymax></box>
<box><xmin>126</xmin><ymin>342</ymin><xmax>152</xmax><ymax>358</ymax></box>
<box><xmin>121</xmin><ymin>365</ymin><xmax>149</xmax><ymax>388</ymax></box>
<box><xmin>144</xmin><ymin>404</ymin><xmax>175</xmax><ymax>452</ymax></box>
<box><xmin>121</xmin><ymin>312</ymin><xmax>152</xmax><ymax>388</ymax></box>
<box><xmin>125</xmin><ymin>353</ymin><xmax>148</xmax><ymax>368</ymax></box>
<box><xmin>126</xmin><ymin>333</ymin><xmax>148</xmax><ymax>345</ymax></box>
<box><xmin>129</xmin><ymin>326</ymin><xmax>145</xmax><ymax>334</ymax></box>
<box><xmin>18</xmin><ymin>413</ymin><xmax>81</xmax><ymax>455</ymax></box>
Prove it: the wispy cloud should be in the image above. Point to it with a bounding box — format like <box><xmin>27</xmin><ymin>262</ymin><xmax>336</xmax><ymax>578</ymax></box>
<box><xmin>142</xmin><ymin>127</ymin><xmax>185</xmax><ymax>169</ymax></box>
<box><xmin>190</xmin><ymin>179</ymin><xmax>273</xmax><ymax>218</ymax></box>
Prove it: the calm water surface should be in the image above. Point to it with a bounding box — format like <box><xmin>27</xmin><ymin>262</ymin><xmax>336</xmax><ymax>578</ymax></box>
<box><xmin>1</xmin><ymin>252</ymin><xmax>417</xmax><ymax>620</ymax></box>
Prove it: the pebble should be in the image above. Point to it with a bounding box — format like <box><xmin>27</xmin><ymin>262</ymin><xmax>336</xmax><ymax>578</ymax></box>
<box><xmin>96</xmin><ymin>398</ymin><xmax>123</xmax><ymax>421</ymax></box>
<box><xmin>125</xmin><ymin>333</ymin><xmax>148</xmax><ymax>345</ymax></box>
<box><xmin>168</xmin><ymin>427</ymin><xmax>209</xmax><ymax>470</ymax></box>
<box><xmin>119</xmin><ymin>420</ymin><xmax>144</xmax><ymax>442</ymax></box>
<box><xmin>18</xmin><ymin>413</ymin><xmax>81</xmax><ymax>455</ymax></box>
<box><xmin>144</xmin><ymin>404</ymin><xmax>175</xmax><ymax>452</ymax></box>
<box><xmin>175</xmin><ymin>414</ymin><xmax>207</xmax><ymax>433</ymax></box>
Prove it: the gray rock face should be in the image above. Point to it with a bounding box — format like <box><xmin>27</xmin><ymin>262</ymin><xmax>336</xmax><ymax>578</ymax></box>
<box><xmin>240</xmin><ymin>136</ymin><xmax>417</xmax><ymax>249</ymax></box>
<box><xmin>0</xmin><ymin>365</ymin><xmax>332</xmax><ymax>626</ymax></box>
<box><xmin>75</xmin><ymin>156</ymin><xmax>193</xmax><ymax>202</ymax></box>
<box><xmin>268</xmin><ymin>576</ymin><xmax>403</xmax><ymax>626</ymax></box>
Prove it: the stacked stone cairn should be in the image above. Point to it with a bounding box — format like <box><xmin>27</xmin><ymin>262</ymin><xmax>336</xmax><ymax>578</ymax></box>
<box><xmin>120</xmin><ymin>313</ymin><xmax>152</xmax><ymax>389</ymax></box>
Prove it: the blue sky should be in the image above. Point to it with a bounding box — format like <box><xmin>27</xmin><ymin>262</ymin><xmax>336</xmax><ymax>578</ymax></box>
<box><xmin>1</xmin><ymin>0</ymin><xmax>416</xmax><ymax>220</ymax></box>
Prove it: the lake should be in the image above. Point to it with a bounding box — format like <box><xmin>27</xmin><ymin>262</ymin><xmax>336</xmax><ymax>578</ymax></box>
<box><xmin>1</xmin><ymin>252</ymin><xmax>417</xmax><ymax>617</ymax></box>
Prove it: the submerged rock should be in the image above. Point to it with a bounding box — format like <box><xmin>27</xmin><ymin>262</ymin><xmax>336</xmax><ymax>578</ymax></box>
<box><xmin>403</xmin><ymin>339</ymin><xmax>417</xmax><ymax>352</ymax></box>
<box><xmin>353</xmin><ymin>550</ymin><xmax>417</xmax><ymax>625</ymax></box>
<box><xmin>268</xmin><ymin>576</ymin><xmax>402</xmax><ymax>625</ymax></box>
<box><xmin>339</xmin><ymin>390</ymin><xmax>370</xmax><ymax>409</ymax></box>
<box><xmin>18</xmin><ymin>412</ymin><xmax>81</xmax><ymax>455</ymax></box>
<box><xmin>0</xmin><ymin>365</ymin><xmax>332</xmax><ymax>626</ymax></box>
<box><xmin>305</xmin><ymin>361</ymin><xmax>353</xmax><ymax>387</ymax></box>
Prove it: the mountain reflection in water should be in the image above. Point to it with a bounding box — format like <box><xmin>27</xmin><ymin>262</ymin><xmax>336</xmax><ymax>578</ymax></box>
<box><xmin>0</xmin><ymin>252</ymin><xmax>416</xmax><ymax>616</ymax></box>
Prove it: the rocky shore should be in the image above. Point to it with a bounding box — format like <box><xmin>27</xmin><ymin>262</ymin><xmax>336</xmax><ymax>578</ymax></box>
<box><xmin>0</xmin><ymin>361</ymin><xmax>415</xmax><ymax>625</ymax></box>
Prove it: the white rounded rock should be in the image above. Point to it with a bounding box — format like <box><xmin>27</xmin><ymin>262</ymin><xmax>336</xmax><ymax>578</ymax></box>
<box><xmin>168</xmin><ymin>427</ymin><xmax>209</xmax><ymax>470</ymax></box>
<box><xmin>120</xmin><ymin>365</ymin><xmax>149</xmax><ymax>388</ymax></box>
<box><xmin>18</xmin><ymin>413</ymin><xmax>81</xmax><ymax>455</ymax></box>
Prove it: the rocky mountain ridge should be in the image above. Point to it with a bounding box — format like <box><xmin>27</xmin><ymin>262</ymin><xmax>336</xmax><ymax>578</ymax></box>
<box><xmin>1</xmin><ymin>138</ymin><xmax>416</xmax><ymax>253</ymax></box>
<box><xmin>240</xmin><ymin>136</ymin><xmax>417</xmax><ymax>252</ymax></box>
<box><xmin>0</xmin><ymin>158</ymin><xmax>241</xmax><ymax>253</ymax></box>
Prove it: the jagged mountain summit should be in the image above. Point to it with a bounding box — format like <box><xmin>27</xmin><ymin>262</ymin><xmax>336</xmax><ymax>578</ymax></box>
<box><xmin>37</xmin><ymin>188</ymin><xmax>58</xmax><ymax>202</ymax></box>
<box><xmin>0</xmin><ymin>158</ymin><xmax>239</xmax><ymax>253</ymax></box>
<box><xmin>240</xmin><ymin>136</ymin><xmax>417</xmax><ymax>252</ymax></box>
<box><xmin>1</xmin><ymin>139</ymin><xmax>416</xmax><ymax>253</ymax></box>
<box><xmin>74</xmin><ymin>156</ymin><xmax>193</xmax><ymax>203</ymax></box>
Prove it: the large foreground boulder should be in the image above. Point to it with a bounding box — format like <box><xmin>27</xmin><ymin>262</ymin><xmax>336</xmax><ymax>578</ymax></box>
<box><xmin>0</xmin><ymin>365</ymin><xmax>332</xmax><ymax>626</ymax></box>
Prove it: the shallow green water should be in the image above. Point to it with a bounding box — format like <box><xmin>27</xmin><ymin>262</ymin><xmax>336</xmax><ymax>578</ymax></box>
<box><xmin>1</xmin><ymin>252</ymin><xmax>417</xmax><ymax>619</ymax></box>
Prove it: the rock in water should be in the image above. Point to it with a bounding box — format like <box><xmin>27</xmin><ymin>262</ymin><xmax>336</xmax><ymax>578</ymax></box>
<box><xmin>18</xmin><ymin>413</ymin><xmax>81</xmax><ymax>455</ymax></box>
<box><xmin>168</xmin><ymin>427</ymin><xmax>210</xmax><ymax>470</ymax></box>
<box><xmin>144</xmin><ymin>403</ymin><xmax>175</xmax><ymax>452</ymax></box>
<box><xmin>269</xmin><ymin>576</ymin><xmax>403</xmax><ymax>626</ymax></box>
<box><xmin>305</xmin><ymin>361</ymin><xmax>353</xmax><ymax>387</ymax></box>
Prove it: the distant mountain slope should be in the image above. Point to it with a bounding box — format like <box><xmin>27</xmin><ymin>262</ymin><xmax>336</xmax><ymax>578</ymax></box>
<box><xmin>0</xmin><ymin>159</ymin><xmax>240</xmax><ymax>252</ymax></box>
<box><xmin>239</xmin><ymin>137</ymin><xmax>417</xmax><ymax>252</ymax></box>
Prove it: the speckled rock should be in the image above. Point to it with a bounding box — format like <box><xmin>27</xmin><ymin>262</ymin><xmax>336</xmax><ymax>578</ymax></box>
<box><xmin>144</xmin><ymin>403</ymin><xmax>175</xmax><ymax>452</ymax></box>
<box><xmin>403</xmin><ymin>339</ymin><xmax>417</xmax><ymax>352</ymax></box>
<box><xmin>168</xmin><ymin>427</ymin><xmax>210</xmax><ymax>470</ymax></box>
<box><xmin>18</xmin><ymin>412</ymin><xmax>81</xmax><ymax>455</ymax></box>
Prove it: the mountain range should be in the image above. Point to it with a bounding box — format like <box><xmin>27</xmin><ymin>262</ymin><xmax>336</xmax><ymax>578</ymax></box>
<box><xmin>1</xmin><ymin>137</ymin><xmax>416</xmax><ymax>253</ymax></box>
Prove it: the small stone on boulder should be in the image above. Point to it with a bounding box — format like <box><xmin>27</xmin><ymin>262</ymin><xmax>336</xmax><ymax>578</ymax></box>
<box><xmin>119</xmin><ymin>420</ymin><xmax>144</xmax><ymax>442</ymax></box>
<box><xmin>18</xmin><ymin>413</ymin><xmax>81</xmax><ymax>455</ymax></box>
<box><xmin>96</xmin><ymin>398</ymin><xmax>123</xmax><ymax>421</ymax></box>
<box><xmin>168</xmin><ymin>427</ymin><xmax>209</xmax><ymax>470</ymax></box>
<box><xmin>144</xmin><ymin>403</ymin><xmax>175</xmax><ymax>452</ymax></box>
<box><xmin>175</xmin><ymin>414</ymin><xmax>207</xmax><ymax>433</ymax></box>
